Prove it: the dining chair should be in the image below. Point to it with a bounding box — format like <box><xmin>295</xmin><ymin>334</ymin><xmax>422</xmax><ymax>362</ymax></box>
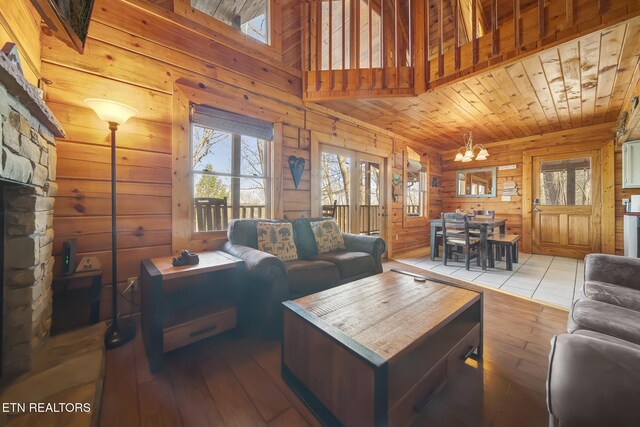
<box><xmin>442</xmin><ymin>213</ymin><xmax>480</xmax><ymax>270</ymax></box>
<box><xmin>470</xmin><ymin>210</ymin><xmax>500</xmax><ymax>261</ymax></box>
<box><xmin>473</xmin><ymin>210</ymin><xmax>495</xmax><ymax>218</ymax></box>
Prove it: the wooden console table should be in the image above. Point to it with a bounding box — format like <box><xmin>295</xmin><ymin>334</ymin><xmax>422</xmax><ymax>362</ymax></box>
<box><xmin>140</xmin><ymin>251</ymin><xmax>244</xmax><ymax>372</ymax></box>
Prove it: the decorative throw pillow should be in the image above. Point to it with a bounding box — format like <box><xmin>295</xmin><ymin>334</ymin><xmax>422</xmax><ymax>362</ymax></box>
<box><xmin>256</xmin><ymin>222</ymin><xmax>298</xmax><ymax>261</ymax></box>
<box><xmin>310</xmin><ymin>220</ymin><xmax>346</xmax><ymax>254</ymax></box>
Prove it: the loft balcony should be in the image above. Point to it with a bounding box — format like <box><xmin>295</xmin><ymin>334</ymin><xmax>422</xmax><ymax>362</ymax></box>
<box><xmin>302</xmin><ymin>0</ymin><xmax>640</xmax><ymax>101</ymax></box>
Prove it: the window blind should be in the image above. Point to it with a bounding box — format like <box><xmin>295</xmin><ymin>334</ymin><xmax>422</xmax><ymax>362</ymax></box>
<box><xmin>407</xmin><ymin>159</ymin><xmax>428</xmax><ymax>173</ymax></box>
<box><xmin>191</xmin><ymin>104</ymin><xmax>274</xmax><ymax>140</ymax></box>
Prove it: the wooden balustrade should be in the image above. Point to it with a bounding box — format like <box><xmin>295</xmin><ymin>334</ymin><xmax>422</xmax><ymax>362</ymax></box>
<box><xmin>303</xmin><ymin>0</ymin><xmax>414</xmax><ymax>100</ymax></box>
<box><xmin>303</xmin><ymin>0</ymin><xmax>640</xmax><ymax>100</ymax></box>
<box><xmin>334</xmin><ymin>204</ymin><xmax>382</xmax><ymax>235</ymax></box>
<box><xmin>194</xmin><ymin>205</ymin><xmax>267</xmax><ymax>232</ymax></box>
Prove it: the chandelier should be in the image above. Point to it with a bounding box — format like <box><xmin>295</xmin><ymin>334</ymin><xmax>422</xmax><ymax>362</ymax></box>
<box><xmin>454</xmin><ymin>131</ymin><xmax>489</xmax><ymax>162</ymax></box>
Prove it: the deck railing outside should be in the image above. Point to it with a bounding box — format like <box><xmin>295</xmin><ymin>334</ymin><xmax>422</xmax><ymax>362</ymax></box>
<box><xmin>194</xmin><ymin>204</ymin><xmax>267</xmax><ymax>232</ymax></box>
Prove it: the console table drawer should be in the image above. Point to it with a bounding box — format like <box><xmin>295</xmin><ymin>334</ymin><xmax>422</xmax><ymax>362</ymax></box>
<box><xmin>163</xmin><ymin>306</ymin><xmax>236</xmax><ymax>352</ymax></box>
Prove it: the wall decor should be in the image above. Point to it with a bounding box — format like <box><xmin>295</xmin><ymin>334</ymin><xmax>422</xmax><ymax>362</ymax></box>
<box><xmin>288</xmin><ymin>155</ymin><xmax>305</xmax><ymax>189</ymax></box>
<box><xmin>502</xmin><ymin>180</ymin><xmax>518</xmax><ymax>196</ymax></box>
<box><xmin>431</xmin><ymin>176</ymin><xmax>441</xmax><ymax>188</ymax></box>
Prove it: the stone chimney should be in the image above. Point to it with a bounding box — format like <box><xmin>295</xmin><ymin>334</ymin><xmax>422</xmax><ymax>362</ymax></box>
<box><xmin>0</xmin><ymin>50</ymin><xmax>64</xmax><ymax>378</ymax></box>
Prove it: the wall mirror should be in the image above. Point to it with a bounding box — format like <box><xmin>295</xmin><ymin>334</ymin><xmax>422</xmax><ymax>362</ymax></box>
<box><xmin>456</xmin><ymin>167</ymin><xmax>497</xmax><ymax>197</ymax></box>
<box><xmin>405</xmin><ymin>147</ymin><xmax>427</xmax><ymax>217</ymax></box>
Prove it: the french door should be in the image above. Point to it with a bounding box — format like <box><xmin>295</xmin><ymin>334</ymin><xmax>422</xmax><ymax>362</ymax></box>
<box><xmin>532</xmin><ymin>151</ymin><xmax>601</xmax><ymax>258</ymax></box>
<box><xmin>319</xmin><ymin>145</ymin><xmax>387</xmax><ymax>241</ymax></box>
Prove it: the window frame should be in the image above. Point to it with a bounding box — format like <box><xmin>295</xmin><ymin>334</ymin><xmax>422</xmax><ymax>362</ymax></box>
<box><xmin>173</xmin><ymin>0</ymin><xmax>281</xmax><ymax>55</ymax></box>
<box><xmin>189</xmin><ymin>123</ymin><xmax>272</xmax><ymax>235</ymax></box>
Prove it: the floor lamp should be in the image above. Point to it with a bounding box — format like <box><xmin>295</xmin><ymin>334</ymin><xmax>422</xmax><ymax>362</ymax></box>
<box><xmin>85</xmin><ymin>98</ymin><xmax>138</xmax><ymax>349</ymax></box>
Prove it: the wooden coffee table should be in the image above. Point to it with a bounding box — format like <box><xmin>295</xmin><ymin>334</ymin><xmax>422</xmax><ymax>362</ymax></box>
<box><xmin>282</xmin><ymin>270</ymin><xmax>482</xmax><ymax>427</ymax></box>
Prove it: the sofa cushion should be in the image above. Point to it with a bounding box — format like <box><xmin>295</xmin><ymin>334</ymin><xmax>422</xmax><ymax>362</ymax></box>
<box><xmin>314</xmin><ymin>251</ymin><xmax>374</xmax><ymax>279</ymax></box>
<box><xmin>583</xmin><ymin>280</ymin><xmax>640</xmax><ymax>312</ymax></box>
<box><xmin>257</xmin><ymin>222</ymin><xmax>298</xmax><ymax>261</ymax></box>
<box><xmin>311</xmin><ymin>220</ymin><xmax>346</xmax><ymax>254</ymax></box>
<box><xmin>568</xmin><ymin>299</ymin><xmax>640</xmax><ymax>346</ymax></box>
<box><xmin>573</xmin><ymin>329</ymin><xmax>640</xmax><ymax>351</ymax></box>
<box><xmin>285</xmin><ymin>260</ymin><xmax>340</xmax><ymax>296</ymax></box>
<box><xmin>290</xmin><ymin>218</ymin><xmax>318</xmax><ymax>259</ymax></box>
<box><xmin>227</xmin><ymin>218</ymin><xmax>281</xmax><ymax>249</ymax></box>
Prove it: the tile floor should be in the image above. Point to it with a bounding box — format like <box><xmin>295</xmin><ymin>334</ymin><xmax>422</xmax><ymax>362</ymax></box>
<box><xmin>395</xmin><ymin>251</ymin><xmax>583</xmax><ymax>308</ymax></box>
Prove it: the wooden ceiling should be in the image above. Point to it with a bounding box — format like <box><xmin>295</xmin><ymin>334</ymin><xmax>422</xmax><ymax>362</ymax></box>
<box><xmin>190</xmin><ymin>0</ymin><xmax>265</xmax><ymax>24</ymax></box>
<box><xmin>318</xmin><ymin>17</ymin><xmax>640</xmax><ymax>149</ymax></box>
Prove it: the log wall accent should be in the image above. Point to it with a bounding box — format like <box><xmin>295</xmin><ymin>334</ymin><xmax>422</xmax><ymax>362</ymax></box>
<box><xmin>440</xmin><ymin>123</ymin><xmax>616</xmax><ymax>256</ymax></box>
<box><xmin>0</xmin><ymin>0</ymin><xmax>42</xmax><ymax>84</ymax></box>
<box><xmin>41</xmin><ymin>0</ymin><xmax>435</xmax><ymax>319</ymax></box>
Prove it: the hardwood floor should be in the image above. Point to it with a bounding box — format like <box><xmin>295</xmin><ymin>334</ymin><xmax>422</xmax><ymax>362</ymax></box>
<box><xmin>99</xmin><ymin>261</ymin><xmax>568</xmax><ymax>427</ymax></box>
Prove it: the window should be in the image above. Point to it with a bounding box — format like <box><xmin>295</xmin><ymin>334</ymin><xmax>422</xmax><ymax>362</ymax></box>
<box><xmin>191</xmin><ymin>105</ymin><xmax>273</xmax><ymax>232</ymax></box>
<box><xmin>406</xmin><ymin>165</ymin><xmax>426</xmax><ymax>217</ymax></box>
<box><xmin>191</xmin><ymin>0</ymin><xmax>270</xmax><ymax>44</ymax></box>
<box><xmin>405</xmin><ymin>148</ymin><xmax>427</xmax><ymax>218</ymax></box>
<box><xmin>539</xmin><ymin>157</ymin><xmax>591</xmax><ymax>206</ymax></box>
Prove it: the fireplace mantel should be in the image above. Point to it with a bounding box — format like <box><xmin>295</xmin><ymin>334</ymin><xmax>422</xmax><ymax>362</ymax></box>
<box><xmin>0</xmin><ymin>51</ymin><xmax>64</xmax><ymax>138</ymax></box>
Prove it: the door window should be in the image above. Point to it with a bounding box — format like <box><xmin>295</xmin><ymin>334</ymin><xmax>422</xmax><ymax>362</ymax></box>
<box><xmin>321</xmin><ymin>151</ymin><xmax>352</xmax><ymax>232</ymax></box>
<box><xmin>539</xmin><ymin>157</ymin><xmax>591</xmax><ymax>206</ymax></box>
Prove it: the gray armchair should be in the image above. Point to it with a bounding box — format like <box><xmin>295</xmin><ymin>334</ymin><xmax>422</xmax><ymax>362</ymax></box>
<box><xmin>547</xmin><ymin>254</ymin><xmax>640</xmax><ymax>426</ymax></box>
<box><xmin>547</xmin><ymin>333</ymin><xmax>640</xmax><ymax>427</ymax></box>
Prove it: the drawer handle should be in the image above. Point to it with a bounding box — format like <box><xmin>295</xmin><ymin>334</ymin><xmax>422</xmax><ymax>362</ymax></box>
<box><xmin>461</xmin><ymin>345</ymin><xmax>477</xmax><ymax>361</ymax></box>
<box><xmin>189</xmin><ymin>324</ymin><xmax>217</xmax><ymax>337</ymax></box>
<box><xmin>412</xmin><ymin>389</ymin><xmax>436</xmax><ymax>413</ymax></box>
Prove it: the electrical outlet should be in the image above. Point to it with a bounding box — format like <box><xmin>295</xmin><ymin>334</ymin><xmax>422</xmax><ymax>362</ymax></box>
<box><xmin>127</xmin><ymin>276</ymin><xmax>139</xmax><ymax>291</ymax></box>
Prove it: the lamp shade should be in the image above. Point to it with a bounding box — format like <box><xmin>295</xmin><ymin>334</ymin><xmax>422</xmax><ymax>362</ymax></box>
<box><xmin>85</xmin><ymin>99</ymin><xmax>138</xmax><ymax>125</ymax></box>
<box><xmin>477</xmin><ymin>148</ymin><xmax>489</xmax><ymax>158</ymax></box>
<box><xmin>461</xmin><ymin>156</ymin><xmax>473</xmax><ymax>163</ymax></box>
<box><xmin>454</xmin><ymin>151</ymin><xmax>464</xmax><ymax>161</ymax></box>
<box><xmin>463</xmin><ymin>148</ymin><xmax>474</xmax><ymax>159</ymax></box>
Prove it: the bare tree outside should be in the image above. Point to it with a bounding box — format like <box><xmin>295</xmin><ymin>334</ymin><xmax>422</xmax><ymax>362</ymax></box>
<box><xmin>321</xmin><ymin>152</ymin><xmax>351</xmax><ymax>205</ymax></box>
<box><xmin>539</xmin><ymin>158</ymin><xmax>591</xmax><ymax>206</ymax></box>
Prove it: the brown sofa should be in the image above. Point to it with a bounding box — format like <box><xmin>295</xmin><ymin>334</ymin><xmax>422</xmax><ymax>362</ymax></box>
<box><xmin>223</xmin><ymin>217</ymin><xmax>386</xmax><ymax>335</ymax></box>
<box><xmin>547</xmin><ymin>254</ymin><xmax>640</xmax><ymax>427</ymax></box>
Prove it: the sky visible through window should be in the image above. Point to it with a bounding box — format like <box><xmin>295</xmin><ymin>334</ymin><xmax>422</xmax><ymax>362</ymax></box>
<box><xmin>192</xmin><ymin>125</ymin><xmax>267</xmax><ymax>206</ymax></box>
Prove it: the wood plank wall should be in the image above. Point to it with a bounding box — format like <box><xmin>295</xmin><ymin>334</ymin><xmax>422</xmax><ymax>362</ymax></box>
<box><xmin>440</xmin><ymin>123</ymin><xmax>617</xmax><ymax>253</ymax></box>
<box><xmin>40</xmin><ymin>0</ymin><xmax>433</xmax><ymax>320</ymax></box>
<box><xmin>390</xmin><ymin>146</ymin><xmax>442</xmax><ymax>254</ymax></box>
<box><xmin>0</xmin><ymin>0</ymin><xmax>42</xmax><ymax>85</ymax></box>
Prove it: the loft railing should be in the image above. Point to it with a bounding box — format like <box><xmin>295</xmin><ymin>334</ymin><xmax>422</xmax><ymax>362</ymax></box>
<box><xmin>302</xmin><ymin>0</ymin><xmax>640</xmax><ymax>100</ymax></box>
<box><xmin>302</xmin><ymin>0</ymin><xmax>414</xmax><ymax>100</ymax></box>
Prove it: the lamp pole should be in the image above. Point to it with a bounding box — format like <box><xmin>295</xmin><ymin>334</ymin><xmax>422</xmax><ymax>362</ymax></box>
<box><xmin>85</xmin><ymin>99</ymin><xmax>138</xmax><ymax>349</ymax></box>
<box><xmin>105</xmin><ymin>121</ymin><xmax>135</xmax><ymax>349</ymax></box>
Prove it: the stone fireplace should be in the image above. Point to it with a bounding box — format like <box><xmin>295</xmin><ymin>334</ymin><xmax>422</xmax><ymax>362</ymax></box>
<box><xmin>0</xmin><ymin>51</ymin><xmax>64</xmax><ymax>379</ymax></box>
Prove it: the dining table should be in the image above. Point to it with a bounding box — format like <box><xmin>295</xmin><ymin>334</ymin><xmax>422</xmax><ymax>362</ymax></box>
<box><xmin>429</xmin><ymin>217</ymin><xmax>507</xmax><ymax>271</ymax></box>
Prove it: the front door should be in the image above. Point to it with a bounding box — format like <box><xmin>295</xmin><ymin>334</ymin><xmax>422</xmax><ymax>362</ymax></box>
<box><xmin>532</xmin><ymin>151</ymin><xmax>601</xmax><ymax>258</ymax></box>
